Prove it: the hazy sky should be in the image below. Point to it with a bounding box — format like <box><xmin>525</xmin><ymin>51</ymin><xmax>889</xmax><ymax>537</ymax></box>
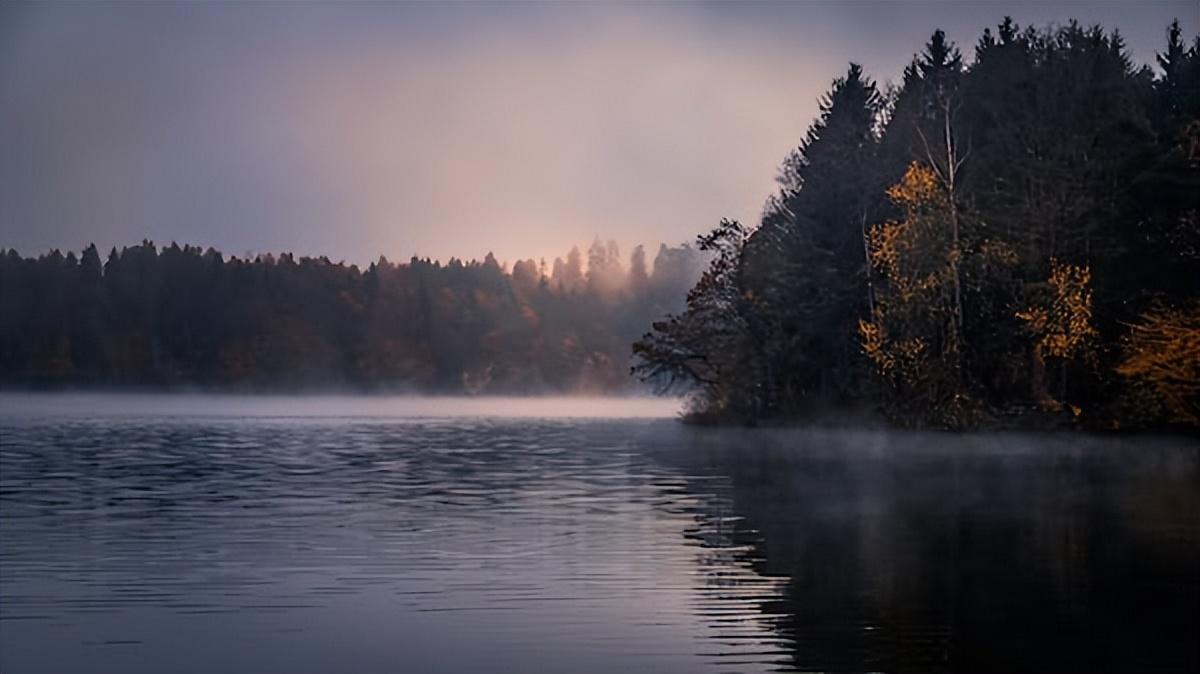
<box><xmin>2</xmin><ymin>1</ymin><xmax>1195</xmax><ymax>266</ymax></box>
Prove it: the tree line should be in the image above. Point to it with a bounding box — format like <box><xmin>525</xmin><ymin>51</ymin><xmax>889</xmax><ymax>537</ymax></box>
<box><xmin>634</xmin><ymin>19</ymin><xmax>1200</xmax><ymax>430</ymax></box>
<box><xmin>0</xmin><ymin>239</ymin><xmax>705</xmax><ymax>392</ymax></box>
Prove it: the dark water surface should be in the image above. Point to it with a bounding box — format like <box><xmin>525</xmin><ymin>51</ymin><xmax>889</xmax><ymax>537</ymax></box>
<box><xmin>1</xmin><ymin>395</ymin><xmax>1197</xmax><ymax>673</ymax></box>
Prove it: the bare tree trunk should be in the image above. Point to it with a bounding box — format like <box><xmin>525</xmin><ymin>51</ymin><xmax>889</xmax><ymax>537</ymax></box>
<box><xmin>922</xmin><ymin>100</ymin><xmax>968</xmax><ymax>390</ymax></box>
<box><xmin>861</xmin><ymin>208</ymin><xmax>877</xmax><ymax>319</ymax></box>
<box><xmin>944</xmin><ymin>103</ymin><xmax>965</xmax><ymax>343</ymax></box>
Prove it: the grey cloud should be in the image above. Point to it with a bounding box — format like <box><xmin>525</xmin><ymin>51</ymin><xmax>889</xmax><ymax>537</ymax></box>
<box><xmin>1</xmin><ymin>1</ymin><xmax>1193</xmax><ymax>264</ymax></box>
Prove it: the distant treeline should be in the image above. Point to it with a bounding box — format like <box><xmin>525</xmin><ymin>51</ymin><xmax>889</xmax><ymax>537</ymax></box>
<box><xmin>634</xmin><ymin>19</ymin><xmax>1200</xmax><ymax>430</ymax></box>
<box><xmin>0</xmin><ymin>240</ymin><xmax>705</xmax><ymax>392</ymax></box>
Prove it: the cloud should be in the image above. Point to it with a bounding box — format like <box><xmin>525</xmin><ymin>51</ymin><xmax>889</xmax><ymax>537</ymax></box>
<box><xmin>1</xmin><ymin>2</ymin><xmax>1193</xmax><ymax>264</ymax></box>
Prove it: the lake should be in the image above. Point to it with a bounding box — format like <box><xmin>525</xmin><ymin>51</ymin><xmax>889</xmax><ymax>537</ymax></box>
<box><xmin>1</xmin><ymin>394</ymin><xmax>1197</xmax><ymax>673</ymax></box>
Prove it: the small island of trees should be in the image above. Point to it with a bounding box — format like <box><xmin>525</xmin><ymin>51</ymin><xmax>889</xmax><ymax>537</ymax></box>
<box><xmin>633</xmin><ymin>19</ymin><xmax>1199</xmax><ymax>431</ymax></box>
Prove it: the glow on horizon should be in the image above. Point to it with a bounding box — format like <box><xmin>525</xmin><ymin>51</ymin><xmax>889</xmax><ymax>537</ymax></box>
<box><xmin>1</xmin><ymin>2</ymin><xmax>1194</xmax><ymax>266</ymax></box>
<box><xmin>0</xmin><ymin>393</ymin><xmax>685</xmax><ymax>420</ymax></box>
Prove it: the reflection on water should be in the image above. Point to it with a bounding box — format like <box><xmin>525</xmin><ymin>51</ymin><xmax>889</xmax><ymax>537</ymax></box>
<box><xmin>654</xmin><ymin>429</ymin><xmax>1200</xmax><ymax>673</ymax></box>
<box><xmin>1</xmin><ymin>397</ymin><xmax>1196</xmax><ymax>674</ymax></box>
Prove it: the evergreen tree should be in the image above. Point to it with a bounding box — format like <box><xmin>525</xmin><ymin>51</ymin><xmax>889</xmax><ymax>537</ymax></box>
<box><xmin>740</xmin><ymin>63</ymin><xmax>885</xmax><ymax>413</ymax></box>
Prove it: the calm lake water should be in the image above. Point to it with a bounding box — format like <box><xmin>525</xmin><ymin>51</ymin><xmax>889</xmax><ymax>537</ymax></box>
<box><xmin>1</xmin><ymin>395</ymin><xmax>1197</xmax><ymax>674</ymax></box>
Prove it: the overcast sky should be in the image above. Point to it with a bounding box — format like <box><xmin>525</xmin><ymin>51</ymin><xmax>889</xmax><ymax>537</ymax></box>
<box><xmin>2</xmin><ymin>1</ymin><xmax>1196</xmax><ymax>266</ymax></box>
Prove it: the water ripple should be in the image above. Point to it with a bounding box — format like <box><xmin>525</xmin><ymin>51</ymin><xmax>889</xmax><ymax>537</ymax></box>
<box><xmin>1</xmin><ymin>402</ymin><xmax>1197</xmax><ymax>674</ymax></box>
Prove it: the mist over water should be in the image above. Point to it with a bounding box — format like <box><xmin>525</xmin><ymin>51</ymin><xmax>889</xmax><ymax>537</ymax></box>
<box><xmin>0</xmin><ymin>393</ymin><xmax>683</xmax><ymax>421</ymax></box>
<box><xmin>1</xmin><ymin>395</ymin><xmax>1197</xmax><ymax>674</ymax></box>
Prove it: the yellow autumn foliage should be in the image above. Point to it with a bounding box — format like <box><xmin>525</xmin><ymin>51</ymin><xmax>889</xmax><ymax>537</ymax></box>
<box><xmin>885</xmin><ymin>161</ymin><xmax>944</xmax><ymax>209</ymax></box>
<box><xmin>1016</xmin><ymin>259</ymin><xmax>1097</xmax><ymax>361</ymax></box>
<box><xmin>1117</xmin><ymin>305</ymin><xmax>1200</xmax><ymax>425</ymax></box>
<box><xmin>860</xmin><ymin>162</ymin><xmax>962</xmax><ymax>406</ymax></box>
<box><xmin>858</xmin><ymin>318</ymin><xmax>892</xmax><ymax>373</ymax></box>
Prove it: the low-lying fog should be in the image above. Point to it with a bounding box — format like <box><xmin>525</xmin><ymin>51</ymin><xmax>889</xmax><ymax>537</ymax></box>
<box><xmin>0</xmin><ymin>392</ymin><xmax>684</xmax><ymax>420</ymax></box>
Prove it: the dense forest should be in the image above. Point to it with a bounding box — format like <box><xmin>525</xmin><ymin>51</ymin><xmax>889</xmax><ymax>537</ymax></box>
<box><xmin>634</xmin><ymin>19</ymin><xmax>1200</xmax><ymax>430</ymax></box>
<box><xmin>0</xmin><ymin>240</ymin><xmax>704</xmax><ymax>392</ymax></box>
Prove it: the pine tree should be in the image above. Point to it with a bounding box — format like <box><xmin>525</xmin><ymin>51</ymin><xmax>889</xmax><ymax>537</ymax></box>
<box><xmin>740</xmin><ymin>63</ymin><xmax>885</xmax><ymax>412</ymax></box>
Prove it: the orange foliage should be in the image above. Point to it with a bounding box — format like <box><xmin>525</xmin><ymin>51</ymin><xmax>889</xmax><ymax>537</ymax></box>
<box><xmin>885</xmin><ymin>161</ymin><xmax>944</xmax><ymax>209</ymax></box>
<box><xmin>1117</xmin><ymin>305</ymin><xmax>1200</xmax><ymax>424</ymax></box>
<box><xmin>860</xmin><ymin>163</ymin><xmax>957</xmax><ymax>384</ymax></box>
<box><xmin>1016</xmin><ymin>259</ymin><xmax>1097</xmax><ymax>362</ymax></box>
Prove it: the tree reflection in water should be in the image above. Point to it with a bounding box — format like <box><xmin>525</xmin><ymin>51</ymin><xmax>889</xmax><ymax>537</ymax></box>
<box><xmin>655</xmin><ymin>428</ymin><xmax>1200</xmax><ymax>674</ymax></box>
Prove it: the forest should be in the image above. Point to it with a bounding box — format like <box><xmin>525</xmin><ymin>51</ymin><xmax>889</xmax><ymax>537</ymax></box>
<box><xmin>634</xmin><ymin>19</ymin><xmax>1200</xmax><ymax>431</ymax></box>
<box><xmin>0</xmin><ymin>239</ymin><xmax>704</xmax><ymax>393</ymax></box>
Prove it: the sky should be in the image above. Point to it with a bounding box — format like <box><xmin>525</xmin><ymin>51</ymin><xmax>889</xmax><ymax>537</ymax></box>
<box><xmin>1</xmin><ymin>1</ymin><xmax>1196</xmax><ymax>267</ymax></box>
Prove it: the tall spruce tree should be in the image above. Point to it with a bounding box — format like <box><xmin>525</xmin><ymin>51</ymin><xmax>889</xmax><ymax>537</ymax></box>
<box><xmin>741</xmin><ymin>63</ymin><xmax>884</xmax><ymax>413</ymax></box>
